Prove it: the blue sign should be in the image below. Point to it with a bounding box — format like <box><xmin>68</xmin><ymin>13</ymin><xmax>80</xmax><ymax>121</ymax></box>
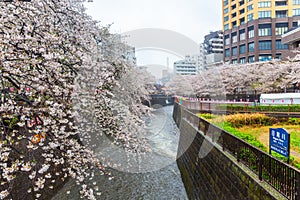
<box><xmin>269</xmin><ymin>128</ymin><xmax>290</xmax><ymax>157</ymax></box>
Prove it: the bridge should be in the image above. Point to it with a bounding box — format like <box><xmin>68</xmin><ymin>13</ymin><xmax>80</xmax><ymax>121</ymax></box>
<box><xmin>149</xmin><ymin>94</ymin><xmax>174</xmax><ymax>107</ymax></box>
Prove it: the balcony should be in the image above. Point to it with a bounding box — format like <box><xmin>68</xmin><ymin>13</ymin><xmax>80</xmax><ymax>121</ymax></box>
<box><xmin>281</xmin><ymin>26</ymin><xmax>300</xmax><ymax>44</ymax></box>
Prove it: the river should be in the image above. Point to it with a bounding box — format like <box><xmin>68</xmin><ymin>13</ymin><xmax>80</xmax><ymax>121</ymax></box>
<box><xmin>52</xmin><ymin>105</ymin><xmax>188</xmax><ymax>200</ymax></box>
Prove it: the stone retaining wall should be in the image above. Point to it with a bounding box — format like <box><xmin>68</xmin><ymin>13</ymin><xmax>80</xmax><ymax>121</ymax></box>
<box><xmin>174</xmin><ymin>104</ymin><xmax>286</xmax><ymax>200</ymax></box>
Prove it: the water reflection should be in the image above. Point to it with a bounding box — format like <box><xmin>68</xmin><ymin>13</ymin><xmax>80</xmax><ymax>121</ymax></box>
<box><xmin>52</xmin><ymin>106</ymin><xmax>187</xmax><ymax>200</ymax></box>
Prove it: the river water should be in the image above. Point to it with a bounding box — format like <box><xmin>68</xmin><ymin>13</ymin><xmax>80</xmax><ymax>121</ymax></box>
<box><xmin>52</xmin><ymin>106</ymin><xmax>188</xmax><ymax>200</ymax></box>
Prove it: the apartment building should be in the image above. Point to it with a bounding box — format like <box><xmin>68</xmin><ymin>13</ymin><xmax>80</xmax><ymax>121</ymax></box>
<box><xmin>173</xmin><ymin>55</ymin><xmax>197</xmax><ymax>75</ymax></box>
<box><xmin>203</xmin><ymin>30</ymin><xmax>224</xmax><ymax>68</ymax></box>
<box><xmin>223</xmin><ymin>0</ymin><xmax>300</xmax><ymax>64</ymax></box>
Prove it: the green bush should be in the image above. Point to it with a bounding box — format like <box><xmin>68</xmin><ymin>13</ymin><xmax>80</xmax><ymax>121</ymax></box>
<box><xmin>219</xmin><ymin>122</ymin><xmax>267</xmax><ymax>151</ymax></box>
<box><xmin>216</xmin><ymin>104</ymin><xmax>300</xmax><ymax>112</ymax></box>
<box><xmin>288</xmin><ymin>118</ymin><xmax>300</xmax><ymax>125</ymax></box>
<box><xmin>197</xmin><ymin>113</ymin><xmax>217</xmax><ymax>120</ymax></box>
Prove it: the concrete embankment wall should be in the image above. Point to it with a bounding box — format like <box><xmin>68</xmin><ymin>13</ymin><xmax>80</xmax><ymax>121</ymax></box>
<box><xmin>173</xmin><ymin>103</ymin><xmax>285</xmax><ymax>200</ymax></box>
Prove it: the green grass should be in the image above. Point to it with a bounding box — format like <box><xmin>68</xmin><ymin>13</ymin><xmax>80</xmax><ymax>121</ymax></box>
<box><xmin>197</xmin><ymin>113</ymin><xmax>300</xmax><ymax>169</ymax></box>
<box><xmin>216</xmin><ymin>104</ymin><xmax>300</xmax><ymax>112</ymax></box>
<box><xmin>218</xmin><ymin>122</ymin><xmax>267</xmax><ymax>151</ymax></box>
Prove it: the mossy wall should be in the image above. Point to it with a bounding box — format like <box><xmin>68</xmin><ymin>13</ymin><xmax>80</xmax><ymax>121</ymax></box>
<box><xmin>173</xmin><ymin>103</ymin><xmax>280</xmax><ymax>200</ymax></box>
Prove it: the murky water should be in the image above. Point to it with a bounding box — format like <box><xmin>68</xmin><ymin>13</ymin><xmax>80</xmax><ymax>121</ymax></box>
<box><xmin>52</xmin><ymin>106</ymin><xmax>188</xmax><ymax>200</ymax></box>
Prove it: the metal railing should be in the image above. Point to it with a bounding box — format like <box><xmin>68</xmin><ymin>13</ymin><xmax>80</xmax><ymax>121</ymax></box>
<box><xmin>178</xmin><ymin>103</ymin><xmax>300</xmax><ymax>200</ymax></box>
<box><xmin>176</xmin><ymin>98</ymin><xmax>300</xmax><ymax>117</ymax></box>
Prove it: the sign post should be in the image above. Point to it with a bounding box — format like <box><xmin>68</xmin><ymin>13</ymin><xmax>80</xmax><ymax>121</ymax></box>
<box><xmin>269</xmin><ymin>128</ymin><xmax>290</xmax><ymax>164</ymax></box>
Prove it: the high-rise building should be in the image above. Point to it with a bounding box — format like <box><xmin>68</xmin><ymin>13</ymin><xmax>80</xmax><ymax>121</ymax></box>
<box><xmin>203</xmin><ymin>30</ymin><xmax>224</xmax><ymax>68</ymax></box>
<box><xmin>223</xmin><ymin>0</ymin><xmax>300</xmax><ymax>64</ymax></box>
<box><xmin>204</xmin><ymin>30</ymin><xmax>224</xmax><ymax>54</ymax></box>
<box><xmin>173</xmin><ymin>56</ymin><xmax>197</xmax><ymax>75</ymax></box>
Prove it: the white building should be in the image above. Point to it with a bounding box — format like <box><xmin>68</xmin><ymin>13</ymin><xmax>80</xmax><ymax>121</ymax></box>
<box><xmin>260</xmin><ymin>93</ymin><xmax>300</xmax><ymax>104</ymax></box>
<box><xmin>198</xmin><ymin>44</ymin><xmax>206</xmax><ymax>71</ymax></box>
<box><xmin>205</xmin><ymin>53</ymin><xmax>223</xmax><ymax>69</ymax></box>
<box><xmin>173</xmin><ymin>56</ymin><xmax>197</xmax><ymax>75</ymax></box>
<box><xmin>125</xmin><ymin>46</ymin><xmax>137</xmax><ymax>65</ymax></box>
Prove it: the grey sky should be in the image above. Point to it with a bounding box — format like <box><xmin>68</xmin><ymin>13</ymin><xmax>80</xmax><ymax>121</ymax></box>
<box><xmin>84</xmin><ymin>0</ymin><xmax>222</xmax><ymax>78</ymax></box>
<box><xmin>85</xmin><ymin>0</ymin><xmax>222</xmax><ymax>42</ymax></box>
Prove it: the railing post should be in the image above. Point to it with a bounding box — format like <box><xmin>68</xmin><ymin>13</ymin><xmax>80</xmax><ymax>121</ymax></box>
<box><xmin>296</xmin><ymin>172</ymin><xmax>300</xmax><ymax>200</ymax></box>
<box><xmin>258</xmin><ymin>153</ymin><xmax>263</xmax><ymax>181</ymax></box>
<box><xmin>222</xmin><ymin>131</ymin><xmax>225</xmax><ymax>151</ymax></box>
<box><xmin>204</xmin><ymin>123</ymin><xmax>207</xmax><ymax>136</ymax></box>
<box><xmin>236</xmin><ymin>140</ymin><xmax>240</xmax><ymax>162</ymax></box>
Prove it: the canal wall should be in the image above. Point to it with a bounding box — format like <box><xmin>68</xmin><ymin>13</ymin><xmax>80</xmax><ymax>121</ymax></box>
<box><xmin>173</xmin><ymin>103</ymin><xmax>286</xmax><ymax>200</ymax></box>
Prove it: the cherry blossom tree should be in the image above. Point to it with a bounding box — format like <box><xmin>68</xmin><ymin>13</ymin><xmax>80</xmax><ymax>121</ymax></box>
<box><xmin>165</xmin><ymin>58</ymin><xmax>300</xmax><ymax>98</ymax></box>
<box><xmin>164</xmin><ymin>75</ymin><xmax>195</xmax><ymax>96</ymax></box>
<box><xmin>0</xmin><ymin>0</ymin><xmax>152</xmax><ymax>199</ymax></box>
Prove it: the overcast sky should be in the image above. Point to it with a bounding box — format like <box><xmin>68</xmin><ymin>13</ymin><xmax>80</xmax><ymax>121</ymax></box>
<box><xmin>84</xmin><ymin>0</ymin><xmax>222</xmax><ymax>78</ymax></box>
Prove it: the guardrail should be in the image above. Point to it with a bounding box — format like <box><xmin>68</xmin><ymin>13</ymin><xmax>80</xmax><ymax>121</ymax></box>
<box><xmin>175</xmin><ymin>97</ymin><xmax>300</xmax><ymax>117</ymax></box>
<box><xmin>178</xmin><ymin>103</ymin><xmax>300</xmax><ymax>200</ymax></box>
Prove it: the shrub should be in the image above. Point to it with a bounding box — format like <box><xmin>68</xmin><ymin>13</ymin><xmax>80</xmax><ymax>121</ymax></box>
<box><xmin>288</xmin><ymin>118</ymin><xmax>300</xmax><ymax>125</ymax></box>
<box><xmin>224</xmin><ymin>113</ymin><xmax>276</xmax><ymax>128</ymax></box>
<box><xmin>197</xmin><ymin>113</ymin><xmax>218</xmax><ymax>120</ymax></box>
<box><xmin>216</xmin><ymin>104</ymin><xmax>300</xmax><ymax>112</ymax></box>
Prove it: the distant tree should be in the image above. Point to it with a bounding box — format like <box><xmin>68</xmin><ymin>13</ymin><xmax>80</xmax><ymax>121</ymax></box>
<box><xmin>165</xmin><ymin>58</ymin><xmax>300</xmax><ymax>98</ymax></box>
<box><xmin>164</xmin><ymin>75</ymin><xmax>195</xmax><ymax>96</ymax></box>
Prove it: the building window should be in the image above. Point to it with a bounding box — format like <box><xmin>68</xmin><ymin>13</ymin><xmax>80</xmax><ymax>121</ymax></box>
<box><xmin>293</xmin><ymin>0</ymin><xmax>300</xmax><ymax>5</ymax></box>
<box><xmin>240</xmin><ymin>44</ymin><xmax>246</xmax><ymax>54</ymax></box>
<box><xmin>275</xmin><ymin>23</ymin><xmax>288</xmax><ymax>35</ymax></box>
<box><xmin>224</xmin><ymin>16</ymin><xmax>229</xmax><ymax>22</ymax></box>
<box><xmin>248</xmin><ymin>26</ymin><xmax>254</xmax><ymax>38</ymax></box>
<box><xmin>276</xmin><ymin>40</ymin><xmax>289</xmax><ymax>49</ymax></box>
<box><xmin>232</xmin><ymin>21</ymin><xmax>237</xmax><ymax>28</ymax></box>
<box><xmin>258</xmin><ymin>1</ymin><xmax>271</xmax><ymax>8</ymax></box>
<box><xmin>232</xmin><ymin>32</ymin><xmax>237</xmax><ymax>43</ymax></box>
<box><xmin>240</xmin><ymin>9</ymin><xmax>245</xmax><ymax>15</ymax></box>
<box><xmin>259</xmin><ymin>40</ymin><xmax>272</xmax><ymax>50</ymax></box>
<box><xmin>224</xmin><ymin>0</ymin><xmax>228</xmax><ymax>6</ymax></box>
<box><xmin>275</xmin><ymin>1</ymin><xmax>287</xmax><ymax>6</ymax></box>
<box><xmin>248</xmin><ymin>56</ymin><xmax>255</xmax><ymax>63</ymax></box>
<box><xmin>258</xmin><ymin>11</ymin><xmax>271</xmax><ymax>18</ymax></box>
<box><xmin>247</xmin><ymin>13</ymin><xmax>254</xmax><ymax>21</ymax></box>
<box><xmin>259</xmin><ymin>54</ymin><xmax>272</xmax><ymax>62</ymax></box>
<box><xmin>248</xmin><ymin>42</ymin><xmax>255</xmax><ymax>52</ymax></box>
<box><xmin>239</xmin><ymin>29</ymin><xmax>246</xmax><ymax>41</ymax></box>
<box><xmin>293</xmin><ymin>8</ymin><xmax>300</xmax><ymax>16</ymax></box>
<box><xmin>247</xmin><ymin>4</ymin><xmax>254</xmax><ymax>11</ymax></box>
<box><xmin>225</xmin><ymin>35</ymin><xmax>230</xmax><ymax>45</ymax></box>
<box><xmin>239</xmin><ymin>0</ymin><xmax>245</xmax><ymax>6</ymax></box>
<box><xmin>232</xmin><ymin>12</ymin><xmax>237</xmax><ymax>18</ymax></box>
<box><xmin>276</xmin><ymin>54</ymin><xmax>282</xmax><ymax>60</ymax></box>
<box><xmin>232</xmin><ymin>4</ymin><xmax>236</xmax><ymax>10</ymax></box>
<box><xmin>232</xmin><ymin>47</ymin><xmax>238</xmax><ymax>56</ymax></box>
<box><xmin>240</xmin><ymin>17</ymin><xmax>245</xmax><ymax>25</ymax></box>
<box><xmin>225</xmin><ymin>48</ymin><xmax>230</xmax><ymax>57</ymax></box>
<box><xmin>224</xmin><ymin>7</ymin><xmax>229</xmax><ymax>14</ymax></box>
<box><xmin>224</xmin><ymin>24</ymin><xmax>229</xmax><ymax>30</ymax></box>
<box><xmin>232</xmin><ymin>59</ymin><xmax>238</xmax><ymax>64</ymax></box>
<box><xmin>240</xmin><ymin>57</ymin><xmax>246</xmax><ymax>64</ymax></box>
<box><xmin>258</xmin><ymin>24</ymin><xmax>272</xmax><ymax>36</ymax></box>
<box><xmin>293</xmin><ymin>21</ymin><xmax>299</xmax><ymax>27</ymax></box>
<box><xmin>276</xmin><ymin>10</ymin><xmax>287</xmax><ymax>18</ymax></box>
